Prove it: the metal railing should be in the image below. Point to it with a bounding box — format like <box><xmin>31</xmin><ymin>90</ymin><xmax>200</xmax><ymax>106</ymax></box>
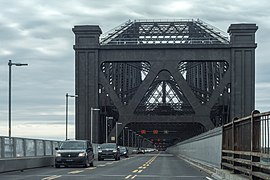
<box><xmin>222</xmin><ymin>110</ymin><xmax>270</xmax><ymax>179</ymax></box>
<box><xmin>0</xmin><ymin>136</ymin><xmax>61</xmax><ymax>158</ymax></box>
<box><xmin>101</xmin><ymin>37</ymin><xmax>226</xmax><ymax>45</ymax></box>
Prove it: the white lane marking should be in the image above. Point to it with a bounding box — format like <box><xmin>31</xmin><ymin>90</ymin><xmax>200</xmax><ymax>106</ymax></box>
<box><xmin>41</xmin><ymin>175</ymin><xmax>62</xmax><ymax>180</ymax></box>
<box><xmin>86</xmin><ymin>167</ymin><xmax>97</xmax><ymax>170</ymax></box>
<box><xmin>131</xmin><ymin>175</ymin><xmax>137</xmax><ymax>179</ymax></box>
<box><xmin>125</xmin><ymin>174</ymin><xmax>132</xmax><ymax>179</ymax></box>
<box><xmin>138</xmin><ymin>170</ymin><xmax>143</xmax><ymax>173</ymax></box>
<box><xmin>132</xmin><ymin>169</ymin><xmax>138</xmax><ymax>173</ymax></box>
<box><xmin>206</xmin><ymin>177</ymin><xmax>214</xmax><ymax>180</ymax></box>
<box><xmin>68</xmin><ymin>170</ymin><xmax>84</xmax><ymax>174</ymax></box>
<box><xmin>97</xmin><ymin>164</ymin><xmax>106</xmax><ymax>167</ymax></box>
<box><xmin>128</xmin><ymin>175</ymin><xmax>206</xmax><ymax>178</ymax></box>
<box><xmin>106</xmin><ymin>162</ymin><xmax>114</xmax><ymax>165</ymax></box>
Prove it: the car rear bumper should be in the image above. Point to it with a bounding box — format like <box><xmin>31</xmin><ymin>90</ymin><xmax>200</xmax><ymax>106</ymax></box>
<box><xmin>98</xmin><ymin>153</ymin><xmax>118</xmax><ymax>159</ymax></box>
<box><xmin>55</xmin><ymin>157</ymin><xmax>87</xmax><ymax>166</ymax></box>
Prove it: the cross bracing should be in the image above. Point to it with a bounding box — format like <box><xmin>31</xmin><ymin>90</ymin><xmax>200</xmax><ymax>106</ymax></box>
<box><xmin>100</xmin><ymin>19</ymin><xmax>229</xmax><ymax>45</ymax></box>
<box><xmin>179</xmin><ymin>61</ymin><xmax>229</xmax><ymax>104</ymax></box>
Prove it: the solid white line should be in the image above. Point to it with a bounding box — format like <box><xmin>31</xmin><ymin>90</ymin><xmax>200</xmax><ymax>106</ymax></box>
<box><xmin>206</xmin><ymin>177</ymin><xmax>214</xmax><ymax>180</ymax></box>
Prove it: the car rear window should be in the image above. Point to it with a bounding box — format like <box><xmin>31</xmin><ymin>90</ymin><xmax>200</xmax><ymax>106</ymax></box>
<box><xmin>60</xmin><ymin>141</ymin><xmax>86</xmax><ymax>150</ymax></box>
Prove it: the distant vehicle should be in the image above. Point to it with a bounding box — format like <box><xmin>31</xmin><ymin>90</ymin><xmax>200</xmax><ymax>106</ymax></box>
<box><xmin>55</xmin><ymin>140</ymin><xmax>94</xmax><ymax>168</ymax></box>
<box><xmin>98</xmin><ymin>143</ymin><xmax>120</xmax><ymax>161</ymax></box>
<box><xmin>145</xmin><ymin>148</ymin><xmax>156</xmax><ymax>153</ymax></box>
<box><xmin>136</xmin><ymin>148</ymin><xmax>145</xmax><ymax>154</ymax></box>
<box><xmin>119</xmin><ymin>146</ymin><xmax>129</xmax><ymax>158</ymax></box>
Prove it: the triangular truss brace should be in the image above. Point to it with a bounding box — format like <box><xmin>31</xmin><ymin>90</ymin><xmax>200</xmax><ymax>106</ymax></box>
<box><xmin>135</xmin><ymin>70</ymin><xmax>195</xmax><ymax>115</ymax></box>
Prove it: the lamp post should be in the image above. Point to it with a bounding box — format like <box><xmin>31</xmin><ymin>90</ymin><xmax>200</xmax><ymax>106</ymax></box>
<box><xmin>122</xmin><ymin>127</ymin><xmax>126</xmax><ymax>146</ymax></box>
<box><xmin>131</xmin><ymin>131</ymin><xmax>134</xmax><ymax>147</ymax></box>
<box><xmin>124</xmin><ymin>127</ymin><xmax>128</xmax><ymax>146</ymax></box>
<box><xmin>105</xmin><ymin>116</ymin><xmax>113</xmax><ymax>143</ymax></box>
<box><xmin>65</xmin><ymin>93</ymin><xmax>78</xmax><ymax>140</ymax></box>
<box><xmin>8</xmin><ymin>60</ymin><xmax>28</xmax><ymax>138</ymax></box>
<box><xmin>90</xmin><ymin>107</ymin><xmax>100</xmax><ymax>144</ymax></box>
<box><xmin>128</xmin><ymin>130</ymin><xmax>132</xmax><ymax>147</ymax></box>
<box><xmin>115</xmin><ymin>122</ymin><xmax>122</xmax><ymax>145</ymax></box>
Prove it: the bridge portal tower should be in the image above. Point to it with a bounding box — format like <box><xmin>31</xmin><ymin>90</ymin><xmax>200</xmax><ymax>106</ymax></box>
<box><xmin>73</xmin><ymin>20</ymin><xmax>257</xmax><ymax>145</ymax></box>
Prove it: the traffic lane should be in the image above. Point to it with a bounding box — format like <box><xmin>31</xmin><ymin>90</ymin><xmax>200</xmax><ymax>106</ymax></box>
<box><xmin>125</xmin><ymin>151</ymin><xmax>213</xmax><ymax>180</ymax></box>
<box><xmin>0</xmin><ymin>152</ymin><xmax>214</xmax><ymax>180</ymax></box>
<box><xmin>0</xmin><ymin>157</ymin><xmax>125</xmax><ymax>180</ymax></box>
<box><xmin>40</xmin><ymin>154</ymin><xmax>156</xmax><ymax>180</ymax></box>
<box><xmin>0</xmin><ymin>155</ymin><xmax>154</xmax><ymax>180</ymax></box>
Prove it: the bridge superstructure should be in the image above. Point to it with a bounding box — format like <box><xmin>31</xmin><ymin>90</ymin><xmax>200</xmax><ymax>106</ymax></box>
<box><xmin>72</xmin><ymin>19</ymin><xmax>257</xmax><ymax>147</ymax></box>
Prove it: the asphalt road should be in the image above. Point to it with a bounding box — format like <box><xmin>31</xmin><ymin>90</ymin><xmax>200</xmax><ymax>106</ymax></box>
<box><xmin>0</xmin><ymin>152</ymin><xmax>215</xmax><ymax>180</ymax></box>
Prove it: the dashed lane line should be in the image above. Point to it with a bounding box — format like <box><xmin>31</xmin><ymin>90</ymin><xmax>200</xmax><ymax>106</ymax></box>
<box><xmin>126</xmin><ymin>153</ymin><xmax>160</xmax><ymax>179</ymax></box>
<box><xmin>125</xmin><ymin>175</ymin><xmax>132</xmax><ymax>179</ymax></box>
<box><xmin>68</xmin><ymin>170</ymin><xmax>84</xmax><ymax>174</ymax></box>
<box><xmin>41</xmin><ymin>175</ymin><xmax>62</xmax><ymax>180</ymax></box>
<box><xmin>131</xmin><ymin>175</ymin><xmax>137</xmax><ymax>179</ymax></box>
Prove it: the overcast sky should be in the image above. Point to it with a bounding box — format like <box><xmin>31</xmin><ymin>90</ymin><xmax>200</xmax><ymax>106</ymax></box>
<box><xmin>0</xmin><ymin>0</ymin><xmax>269</xmax><ymax>140</ymax></box>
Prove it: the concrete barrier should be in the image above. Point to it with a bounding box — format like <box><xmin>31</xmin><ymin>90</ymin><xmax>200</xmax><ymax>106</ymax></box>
<box><xmin>167</xmin><ymin>127</ymin><xmax>222</xmax><ymax>168</ymax></box>
<box><xmin>0</xmin><ymin>156</ymin><xmax>55</xmax><ymax>173</ymax></box>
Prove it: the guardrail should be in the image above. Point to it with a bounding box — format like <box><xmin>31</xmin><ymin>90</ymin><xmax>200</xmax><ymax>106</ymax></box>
<box><xmin>0</xmin><ymin>136</ymin><xmax>61</xmax><ymax>158</ymax></box>
<box><xmin>222</xmin><ymin>110</ymin><xmax>270</xmax><ymax>179</ymax></box>
<box><xmin>0</xmin><ymin>136</ymin><xmax>62</xmax><ymax>173</ymax></box>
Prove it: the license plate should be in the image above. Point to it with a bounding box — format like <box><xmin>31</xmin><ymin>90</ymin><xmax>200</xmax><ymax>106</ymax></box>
<box><xmin>66</xmin><ymin>159</ymin><xmax>73</xmax><ymax>162</ymax></box>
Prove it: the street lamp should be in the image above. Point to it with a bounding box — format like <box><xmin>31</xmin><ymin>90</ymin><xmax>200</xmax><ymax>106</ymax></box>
<box><xmin>90</xmin><ymin>107</ymin><xmax>100</xmax><ymax>144</ymax></box>
<box><xmin>105</xmin><ymin>116</ymin><xmax>113</xmax><ymax>143</ymax></box>
<box><xmin>8</xmin><ymin>60</ymin><xmax>28</xmax><ymax>137</ymax></box>
<box><xmin>65</xmin><ymin>93</ymin><xmax>78</xmax><ymax>140</ymax></box>
<box><xmin>115</xmin><ymin>122</ymin><xmax>122</xmax><ymax>145</ymax></box>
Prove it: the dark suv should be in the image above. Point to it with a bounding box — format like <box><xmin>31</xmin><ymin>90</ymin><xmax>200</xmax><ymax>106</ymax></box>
<box><xmin>98</xmin><ymin>143</ymin><xmax>120</xmax><ymax>161</ymax></box>
<box><xmin>55</xmin><ymin>140</ymin><xmax>94</xmax><ymax>168</ymax></box>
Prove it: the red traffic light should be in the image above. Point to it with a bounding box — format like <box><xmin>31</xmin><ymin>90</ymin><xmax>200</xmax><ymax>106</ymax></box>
<box><xmin>141</xmin><ymin>129</ymin><xmax>146</xmax><ymax>134</ymax></box>
<box><xmin>153</xmin><ymin>130</ymin><xmax>158</xmax><ymax>134</ymax></box>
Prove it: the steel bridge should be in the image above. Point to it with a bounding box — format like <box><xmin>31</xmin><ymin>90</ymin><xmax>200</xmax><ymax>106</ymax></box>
<box><xmin>72</xmin><ymin>19</ymin><xmax>258</xmax><ymax>148</ymax></box>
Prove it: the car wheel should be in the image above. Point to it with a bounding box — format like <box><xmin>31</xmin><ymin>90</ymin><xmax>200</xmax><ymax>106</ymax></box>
<box><xmin>84</xmin><ymin>158</ymin><xmax>89</xmax><ymax>168</ymax></box>
<box><xmin>90</xmin><ymin>161</ymin><xmax>94</xmax><ymax>167</ymax></box>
